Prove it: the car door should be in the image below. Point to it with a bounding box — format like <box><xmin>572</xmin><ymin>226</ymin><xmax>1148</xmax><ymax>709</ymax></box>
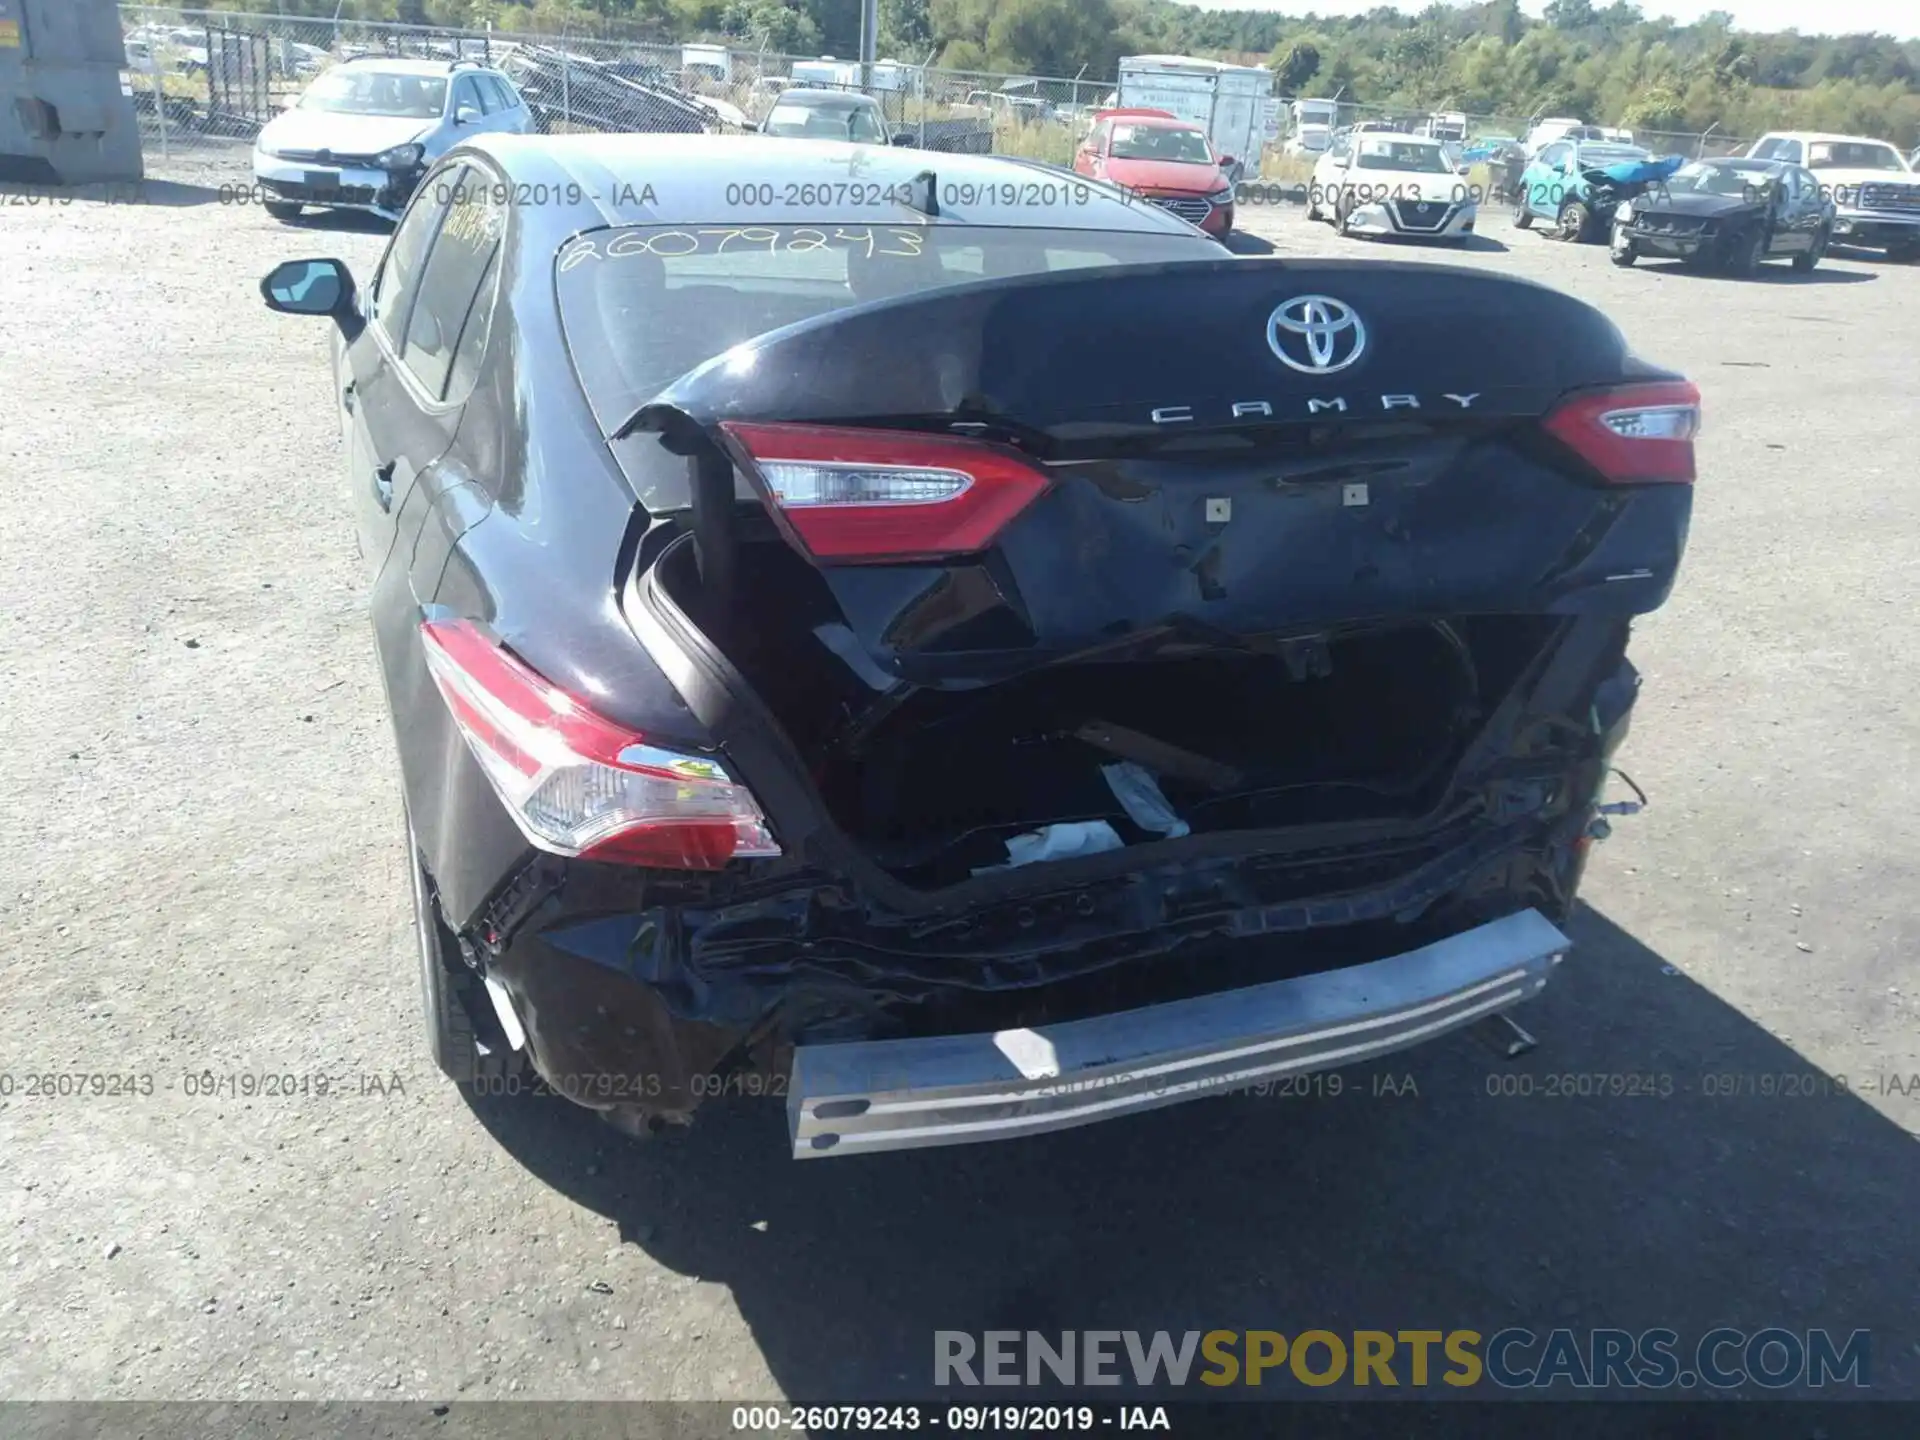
<box><xmin>1544</xmin><ymin>143</ymin><xmax>1578</xmax><ymax>213</ymax></box>
<box><xmin>486</xmin><ymin>75</ymin><xmax>531</xmax><ymax>134</ymax></box>
<box><xmin>475</xmin><ymin>74</ymin><xmax>518</xmax><ymax>136</ymax></box>
<box><xmin>1075</xmin><ymin>120</ymin><xmax>1108</xmax><ymax>179</ymax></box>
<box><xmin>1315</xmin><ymin>134</ymin><xmax>1350</xmax><ymax>211</ymax></box>
<box><xmin>1781</xmin><ymin>166</ymin><xmax>1825</xmax><ymax>250</ymax></box>
<box><xmin>347</xmin><ymin>162</ymin><xmax>471</xmax><ymax>582</ymax></box>
<box><xmin>448</xmin><ymin>74</ymin><xmax>492</xmax><ymax>139</ymax></box>
<box><xmin>376</xmin><ymin>167</ymin><xmax>508</xmax><ymax>679</ymax></box>
<box><xmin>1522</xmin><ymin>144</ymin><xmax>1558</xmax><ymax>215</ymax></box>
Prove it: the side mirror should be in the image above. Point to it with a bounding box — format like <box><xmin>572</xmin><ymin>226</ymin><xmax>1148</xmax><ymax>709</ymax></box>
<box><xmin>455</xmin><ymin>104</ymin><xmax>481</xmax><ymax>125</ymax></box>
<box><xmin>890</xmin><ymin>131</ymin><xmax>916</xmax><ymax>146</ymax></box>
<box><xmin>260</xmin><ymin>258</ymin><xmax>359</xmax><ymax>335</ymax></box>
<box><xmin>1456</xmin><ymin>163</ymin><xmax>1471</xmax><ymax>175</ymax></box>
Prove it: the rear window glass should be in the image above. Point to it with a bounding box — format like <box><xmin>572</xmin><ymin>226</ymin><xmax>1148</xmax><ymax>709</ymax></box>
<box><xmin>555</xmin><ymin>224</ymin><xmax>1217</xmax><ymax>433</ymax></box>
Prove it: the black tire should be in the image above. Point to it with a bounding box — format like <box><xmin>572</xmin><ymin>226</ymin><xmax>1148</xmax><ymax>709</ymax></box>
<box><xmin>1886</xmin><ymin>240</ymin><xmax>1920</xmax><ymax>264</ymax></box>
<box><xmin>1556</xmin><ymin>198</ymin><xmax>1591</xmax><ymax>243</ymax></box>
<box><xmin>1511</xmin><ymin>192</ymin><xmax>1533</xmax><ymax>229</ymax></box>
<box><xmin>263</xmin><ymin>199</ymin><xmax>303</xmax><ymax>222</ymax></box>
<box><xmin>1792</xmin><ymin>226</ymin><xmax>1828</xmax><ymax>273</ymax></box>
<box><xmin>407</xmin><ymin>816</ymin><xmax>524</xmax><ymax>1091</ymax></box>
<box><xmin>1335</xmin><ymin>189</ymin><xmax>1358</xmax><ymax>237</ymax></box>
<box><xmin>1726</xmin><ymin>229</ymin><xmax>1765</xmax><ymax>277</ymax></box>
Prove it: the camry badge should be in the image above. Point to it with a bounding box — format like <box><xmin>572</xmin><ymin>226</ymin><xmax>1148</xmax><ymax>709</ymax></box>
<box><xmin>1267</xmin><ymin>295</ymin><xmax>1367</xmax><ymax>374</ymax></box>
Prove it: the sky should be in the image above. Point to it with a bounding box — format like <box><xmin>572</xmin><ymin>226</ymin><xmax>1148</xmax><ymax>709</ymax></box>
<box><xmin>1186</xmin><ymin>0</ymin><xmax>1920</xmax><ymax>40</ymax></box>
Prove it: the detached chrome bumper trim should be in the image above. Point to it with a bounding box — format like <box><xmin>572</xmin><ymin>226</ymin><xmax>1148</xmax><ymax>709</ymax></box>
<box><xmin>787</xmin><ymin>908</ymin><xmax>1568</xmax><ymax>1158</ymax></box>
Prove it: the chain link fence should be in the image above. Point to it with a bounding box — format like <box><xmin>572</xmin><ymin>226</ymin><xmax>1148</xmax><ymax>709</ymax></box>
<box><xmin>117</xmin><ymin>6</ymin><xmax>1749</xmax><ymax>189</ymax></box>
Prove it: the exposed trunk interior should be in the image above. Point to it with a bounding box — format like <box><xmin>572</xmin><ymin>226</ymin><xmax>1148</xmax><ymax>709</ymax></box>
<box><xmin>655</xmin><ymin>533</ymin><xmax>1564</xmax><ymax>891</ymax></box>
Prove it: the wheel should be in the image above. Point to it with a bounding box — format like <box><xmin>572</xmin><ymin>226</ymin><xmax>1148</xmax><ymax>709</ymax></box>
<box><xmin>407</xmin><ymin>815</ymin><xmax>524</xmax><ymax>1090</ymax></box>
<box><xmin>263</xmin><ymin>199</ymin><xmax>303</xmax><ymax>222</ymax></box>
<box><xmin>1792</xmin><ymin>226</ymin><xmax>1828</xmax><ymax>273</ymax></box>
<box><xmin>1726</xmin><ymin>229</ymin><xmax>1765</xmax><ymax>277</ymax></box>
<box><xmin>1511</xmin><ymin>192</ymin><xmax>1533</xmax><ymax>229</ymax></box>
<box><xmin>1886</xmin><ymin>240</ymin><xmax>1920</xmax><ymax>264</ymax></box>
<box><xmin>1335</xmin><ymin>189</ymin><xmax>1358</xmax><ymax>236</ymax></box>
<box><xmin>1555</xmin><ymin>198</ymin><xmax>1591</xmax><ymax>243</ymax></box>
<box><xmin>1609</xmin><ymin>223</ymin><xmax>1637</xmax><ymax>266</ymax></box>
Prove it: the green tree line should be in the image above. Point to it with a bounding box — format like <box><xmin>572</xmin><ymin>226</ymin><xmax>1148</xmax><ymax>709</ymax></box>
<box><xmin>178</xmin><ymin>0</ymin><xmax>1920</xmax><ymax>144</ymax></box>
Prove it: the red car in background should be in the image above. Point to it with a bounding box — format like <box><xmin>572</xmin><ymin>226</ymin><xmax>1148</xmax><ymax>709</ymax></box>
<box><xmin>1073</xmin><ymin>108</ymin><xmax>1238</xmax><ymax>236</ymax></box>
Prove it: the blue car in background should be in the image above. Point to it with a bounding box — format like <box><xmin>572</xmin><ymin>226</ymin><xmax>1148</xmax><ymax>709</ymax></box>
<box><xmin>1512</xmin><ymin>138</ymin><xmax>1656</xmax><ymax>241</ymax></box>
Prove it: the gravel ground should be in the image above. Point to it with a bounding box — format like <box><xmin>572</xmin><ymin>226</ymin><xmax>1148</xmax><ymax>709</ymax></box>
<box><xmin>2</xmin><ymin>171</ymin><xmax>1917</xmax><ymax>1410</ymax></box>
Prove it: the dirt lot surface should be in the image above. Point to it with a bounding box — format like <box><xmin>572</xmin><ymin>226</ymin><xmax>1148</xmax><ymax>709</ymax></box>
<box><xmin>3</xmin><ymin>173</ymin><xmax>1917</xmax><ymax>1412</ymax></box>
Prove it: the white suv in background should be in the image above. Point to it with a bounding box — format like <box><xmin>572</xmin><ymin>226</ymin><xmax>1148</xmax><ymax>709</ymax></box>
<box><xmin>252</xmin><ymin>57</ymin><xmax>533</xmax><ymax>223</ymax></box>
<box><xmin>1745</xmin><ymin>131</ymin><xmax>1920</xmax><ymax>260</ymax></box>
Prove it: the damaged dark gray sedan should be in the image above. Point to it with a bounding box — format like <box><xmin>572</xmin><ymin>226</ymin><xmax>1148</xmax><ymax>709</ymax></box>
<box><xmin>260</xmin><ymin>133</ymin><xmax>1698</xmax><ymax>1159</ymax></box>
<box><xmin>1610</xmin><ymin>156</ymin><xmax>1835</xmax><ymax>274</ymax></box>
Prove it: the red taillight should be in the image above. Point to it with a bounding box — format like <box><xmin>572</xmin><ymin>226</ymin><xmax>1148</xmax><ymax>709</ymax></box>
<box><xmin>1541</xmin><ymin>380</ymin><xmax>1701</xmax><ymax>485</ymax></box>
<box><xmin>718</xmin><ymin>421</ymin><xmax>1052</xmax><ymax>563</ymax></box>
<box><xmin>419</xmin><ymin>619</ymin><xmax>780</xmax><ymax>870</ymax></box>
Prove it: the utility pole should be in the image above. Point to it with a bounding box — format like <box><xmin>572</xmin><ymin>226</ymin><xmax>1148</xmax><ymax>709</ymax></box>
<box><xmin>858</xmin><ymin>0</ymin><xmax>877</xmax><ymax>89</ymax></box>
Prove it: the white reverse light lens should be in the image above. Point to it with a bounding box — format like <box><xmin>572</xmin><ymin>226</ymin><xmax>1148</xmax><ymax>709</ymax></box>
<box><xmin>1599</xmin><ymin>404</ymin><xmax>1700</xmax><ymax>442</ymax></box>
<box><xmin>758</xmin><ymin>461</ymin><xmax>972</xmax><ymax>509</ymax></box>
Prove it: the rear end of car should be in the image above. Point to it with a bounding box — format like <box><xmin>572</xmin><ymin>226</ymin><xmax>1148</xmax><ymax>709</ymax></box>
<box><xmin>421</xmin><ymin>209</ymin><xmax>1697</xmax><ymax>1158</ymax></box>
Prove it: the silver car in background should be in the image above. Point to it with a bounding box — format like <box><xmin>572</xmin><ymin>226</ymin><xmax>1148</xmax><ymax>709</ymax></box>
<box><xmin>251</xmin><ymin>57</ymin><xmax>533</xmax><ymax>223</ymax></box>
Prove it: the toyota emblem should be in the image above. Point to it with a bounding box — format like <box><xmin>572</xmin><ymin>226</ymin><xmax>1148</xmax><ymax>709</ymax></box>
<box><xmin>1266</xmin><ymin>295</ymin><xmax>1368</xmax><ymax>374</ymax></box>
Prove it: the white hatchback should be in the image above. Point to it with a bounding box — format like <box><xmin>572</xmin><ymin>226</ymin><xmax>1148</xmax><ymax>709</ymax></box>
<box><xmin>252</xmin><ymin>57</ymin><xmax>533</xmax><ymax>223</ymax></box>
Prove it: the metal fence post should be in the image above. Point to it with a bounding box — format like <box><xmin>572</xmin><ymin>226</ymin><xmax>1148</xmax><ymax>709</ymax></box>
<box><xmin>561</xmin><ymin>40</ymin><xmax>571</xmax><ymax>129</ymax></box>
<box><xmin>145</xmin><ymin>47</ymin><xmax>168</xmax><ymax>166</ymax></box>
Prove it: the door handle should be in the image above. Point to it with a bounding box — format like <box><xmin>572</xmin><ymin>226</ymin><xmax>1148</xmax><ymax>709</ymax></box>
<box><xmin>342</xmin><ymin>379</ymin><xmax>356</xmax><ymax>413</ymax></box>
<box><xmin>373</xmin><ymin>460</ymin><xmax>396</xmax><ymax>511</ymax></box>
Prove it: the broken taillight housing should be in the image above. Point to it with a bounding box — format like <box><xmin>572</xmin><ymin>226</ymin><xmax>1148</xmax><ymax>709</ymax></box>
<box><xmin>419</xmin><ymin>619</ymin><xmax>780</xmax><ymax>870</ymax></box>
<box><xmin>717</xmin><ymin>421</ymin><xmax>1052</xmax><ymax>563</ymax></box>
<box><xmin>1541</xmin><ymin>380</ymin><xmax>1702</xmax><ymax>485</ymax></box>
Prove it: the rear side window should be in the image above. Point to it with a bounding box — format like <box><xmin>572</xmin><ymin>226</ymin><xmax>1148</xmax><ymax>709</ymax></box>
<box><xmin>445</xmin><ymin>248</ymin><xmax>503</xmax><ymax>401</ymax></box>
<box><xmin>401</xmin><ymin>175</ymin><xmax>507</xmax><ymax>401</ymax></box>
<box><xmin>372</xmin><ymin>166</ymin><xmax>461</xmax><ymax>341</ymax></box>
<box><xmin>484</xmin><ymin>75</ymin><xmax>519</xmax><ymax>111</ymax></box>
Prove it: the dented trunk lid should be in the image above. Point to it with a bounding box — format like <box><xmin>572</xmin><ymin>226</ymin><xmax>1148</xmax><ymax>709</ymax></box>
<box><xmin>626</xmin><ymin>257</ymin><xmax>1692</xmax><ymax>685</ymax></box>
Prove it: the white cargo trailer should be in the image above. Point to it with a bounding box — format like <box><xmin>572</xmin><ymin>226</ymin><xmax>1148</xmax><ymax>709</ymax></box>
<box><xmin>1116</xmin><ymin>54</ymin><xmax>1273</xmax><ymax>177</ymax></box>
